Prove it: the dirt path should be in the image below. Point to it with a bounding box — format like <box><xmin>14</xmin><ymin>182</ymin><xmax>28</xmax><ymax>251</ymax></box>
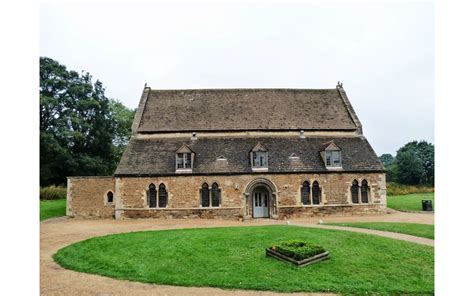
<box><xmin>40</xmin><ymin>211</ymin><xmax>433</xmax><ymax>295</ymax></box>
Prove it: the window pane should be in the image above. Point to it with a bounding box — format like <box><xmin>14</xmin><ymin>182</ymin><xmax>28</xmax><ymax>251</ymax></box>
<box><xmin>312</xmin><ymin>182</ymin><xmax>320</xmax><ymax>205</ymax></box>
<box><xmin>301</xmin><ymin>182</ymin><xmax>310</xmax><ymax>205</ymax></box>
<box><xmin>326</xmin><ymin>152</ymin><xmax>332</xmax><ymax>166</ymax></box>
<box><xmin>177</xmin><ymin>153</ymin><xmax>184</xmax><ymax>168</ymax></box>
<box><xmin>351</xmin><ymin>180</ymin><xmax>359</xmax><ymax>203</ymax></box>
<box><xmin>107</xmin><ymin>192</ymin><xmax>114</xmax><ymax>203</ymax></box>
<box><xmin>254</xmin><ymin>152</ymin><xmax>268</xmax><ymax>168</ymax></box>
<box><xmin>361</xmin><ymin>180</ymin><xmax>369</xmax><ymax>203</ymax></box>
<box><xmin>333</xmin><ymin>151</ymin><xmax>341</xmax><ymax>165</ymax></box>
<box><xmin>211</xmin><ymin>183</ymin><xmax>220</xmax><ymax>207</ymax></box>
<box><xmin>185</xmin><ymin>153</ymin><xmax>192</xmax><ymax>168</ymax></box>
<box><xmin>149</xmin><ymin>184</ymin><xmax>157</xmax><ymax>208</ymax></box>
<box><xmin>201</xmin><ymin>183</ymin><xmax>210</xmax><ymax>207</ymax></box>
<box><xmin>158</xmin><ymin>183</ymin><xmax>167</xmax><ymax>208</ymax></box>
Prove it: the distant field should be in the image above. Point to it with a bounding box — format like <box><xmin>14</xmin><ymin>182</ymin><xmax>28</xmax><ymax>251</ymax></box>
<box><xmin>327</xmin><ymin>222</ymin><xmax>434</xmax><ymax>239</ymax></box>
<box><xmin>40</xmin><ymin>199</ymin><xmax>66</xmax><ymax>221</ymax></box>
<box><xmin>387</xmin><ymin>193</ymin><xmax>434</xmax><ymax>212</ymax></box>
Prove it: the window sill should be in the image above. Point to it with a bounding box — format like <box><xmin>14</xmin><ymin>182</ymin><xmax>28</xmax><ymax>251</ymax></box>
<box><xmin>325</xmin><ymin>166</ymin><xmax>342</xmax><ymax>170</ymax></box>
<box><xmin>252</xmin><ymin>167</ymin><xmax>268</xmax><ymax>172</ymax></box>
<box><xmin>175</xmin><ymin>168</ymin><xmax>193</xmax><ymax>173</ymax></box>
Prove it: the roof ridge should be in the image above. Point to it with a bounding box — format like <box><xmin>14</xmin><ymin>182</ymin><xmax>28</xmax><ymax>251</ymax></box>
<box><xmin>148</xmin><ymin>88</ymin><xmax>338</xmax><ymax>92</ymax></box>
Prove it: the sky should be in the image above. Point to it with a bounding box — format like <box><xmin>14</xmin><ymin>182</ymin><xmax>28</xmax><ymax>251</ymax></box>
<box><xmin>40</xmin><ymin>1</ymin><xmax>434</xmax><ymax>156</ymax></box>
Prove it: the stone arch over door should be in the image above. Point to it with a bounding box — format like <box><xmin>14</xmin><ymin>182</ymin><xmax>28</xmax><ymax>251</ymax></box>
<box><xmin>244</xmin><ymin>178</ymin><xmax>278</xmax><ymax>219</ymax></box>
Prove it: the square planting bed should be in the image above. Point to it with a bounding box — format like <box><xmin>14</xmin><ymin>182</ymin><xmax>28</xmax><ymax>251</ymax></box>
<box><xmin>266</xmin><ymin>240</ymin><xmax>329</xmax><ymax>267</ymax></box>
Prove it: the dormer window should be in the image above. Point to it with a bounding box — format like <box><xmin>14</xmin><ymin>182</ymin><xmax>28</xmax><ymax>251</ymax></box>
<box><xmin>250</xmin><ymin>143</ymin><xmax>268</xmax><ymax>171</ymax></box>
<box><xmin>176</xmin><ymin>144</ymin><xmax>194</xmax><ymax>172</ymax></box>
<box><xmin>177</xmin><ymin>153</ymin><xmax>192</xmax><ymax>169</ymax></box>
<box><xmin>325</xmin><ymin>150</ymin><xmax>341</xmax><ymax>167</ymax></box>
<box><xmin>321</xmin><ymin>140</ymin><xmax>342</xmax><ymax>169</ymax></box>
<box><xmin>253</xmin><ymin>152</ymin><xmax>268</xmax><ymax>167</ymax></box>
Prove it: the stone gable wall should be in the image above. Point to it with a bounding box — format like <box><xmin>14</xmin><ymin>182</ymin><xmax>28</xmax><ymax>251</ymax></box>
<box><xmin>67</xmin><ymin>177</ymin><xmax>115</xmax><ymax>218</ymax></box>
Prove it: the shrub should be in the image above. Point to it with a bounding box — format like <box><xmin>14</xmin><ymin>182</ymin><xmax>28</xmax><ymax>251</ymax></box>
<box><xmin>387</xmin><ymin>182</ymin><xmax>434</xmax><ymax>196</ymax></box>
<box><xmin>272</xmin><ymin>240</ymin><xmax>326</xmax><ymax>261</ymax></box>
<box><xmin>40</xmin><ymin>185</ymin><xmax>67</xmax><ymax>200</ymax></box>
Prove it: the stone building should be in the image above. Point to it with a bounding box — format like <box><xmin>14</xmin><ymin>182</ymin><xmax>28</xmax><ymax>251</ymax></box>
<box><xmin>67</xmin><ymin>84</ymin><xmax>386</xmax><ymax>219</ymax></box>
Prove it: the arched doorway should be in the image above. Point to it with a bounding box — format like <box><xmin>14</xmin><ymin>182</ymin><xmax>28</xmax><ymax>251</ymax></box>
<box><xmin>244</xmin><ymin>178</ymin><xmax>278</xmax><ymax>219</ymax></box>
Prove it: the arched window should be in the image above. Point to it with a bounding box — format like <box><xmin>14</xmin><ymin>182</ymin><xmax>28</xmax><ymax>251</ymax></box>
<box><xmin>351</xmin><ymin>180</ymin><xmax>359</xmax><ymax>204</ymax></box>
<box><xmin>211</xmin><ymin>182</ymin><xmax>221</xmax><ymax>207</ymax></box>
<box><xmin>158</xmin><ymin>183</ymin><xmax>167</xmax><ymax>208</ymax></box>
<box><xmin>148</xmin><ymin>184</ymin><xmax>157</xmax><ymax>208</ymax></box>
<box><xmin>301</xmin><ymin>181</ymin><xmax>310</xmax><ymax>205</ymax></box>
<box><xmin>107</xmin><ymin>191</ymin><xmax>114</xmax><ymax>203</ymax></box>
<box><xmin>201</xmin><ymin>183</ymin><xmax>210</xmax><ymax>207</ymax></box>
<box><xmin>312</xmin><ymin>181</ymin><xmax>321</xmax><ymax>205</ymax></box>
<box><xmin>361</xmin><ymin>180</ymin><xmax>369</xmax><ymax>203</ymax></box>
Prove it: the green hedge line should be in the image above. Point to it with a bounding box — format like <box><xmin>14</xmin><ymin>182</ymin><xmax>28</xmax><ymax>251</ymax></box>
<box><xmin>40</xmin><ymin>185</ymin><xmax>67</xmax><ymax>200</ymax></box>
<box><xmin>387</xmin><ymin>182</ymin><xmax>434</xmax><ymax>196</ymax></box>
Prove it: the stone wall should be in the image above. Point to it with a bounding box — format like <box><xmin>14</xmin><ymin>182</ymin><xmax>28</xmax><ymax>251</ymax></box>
<box><xmin>115</xmin><ymin>172</ymin><xmax>386</xmax><ymax>219</ymax></box>
<box><xmin>67</xmin><ymin>172</ymin><xmax>386</xmax><ymax>219</ymax></box>
<box><xmin>67</xmin><ymin>176</ymin><xmax>115</xmax><ymax>218</ymax></box>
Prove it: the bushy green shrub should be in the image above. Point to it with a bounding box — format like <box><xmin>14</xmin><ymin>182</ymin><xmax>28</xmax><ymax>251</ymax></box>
<box><xmin>271</xmin><ymin>240</ymin><xmax>326</xmax><ymax>261</ymax></box>
<box><xmin>387</xmin><ymin>182</ymin><xmax>434</xmax><ymax>196</ymax></box>
<box><xmin>40</xmin><ymin>185</ymin><xmax>67</xmax><ymax>200</ymax></box>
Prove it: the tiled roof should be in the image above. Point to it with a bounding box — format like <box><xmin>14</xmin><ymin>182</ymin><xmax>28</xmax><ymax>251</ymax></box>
<box><xmin>114</xmin><ymin>136</ymin><xmax>384</xmax><ymax>176</ymax></box>
<box><xmin>136</xmin><ymin>88</ymin><xmax>358</xmax><ymax>132</ymax></box>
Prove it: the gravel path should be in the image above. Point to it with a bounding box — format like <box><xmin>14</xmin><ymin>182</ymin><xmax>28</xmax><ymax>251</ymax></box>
<box><xmin>40</xmin><ymin>211</ymin><xmax>433</xmax><ymax>295</ymax></box>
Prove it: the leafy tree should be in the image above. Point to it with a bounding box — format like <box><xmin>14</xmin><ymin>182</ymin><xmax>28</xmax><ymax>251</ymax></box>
<box><xmin>379</xmin><ymin>154</ymin><xmax>394</xmax><ymax>167</ymax></box>
<box><xmin>395</xmin><ymin>149</ymin><xmax>425</xmax><ymax>185</ymax></box>
<box><xmin>396</xmin><ymin>141</ymin><xmax>434</xmax><ymax>185</ymax></box>
<box><xmin>109</xmin><ymin>99</ymin><xmax>136</xmax><ymax>163</ymax></box>
<box><xmin>40</xmin><ymin>57</ymin><xmax>135</xmax><ymax>186</ymax></box>
<box><xmin>383</xmin><ymin>141</ymin><xmax>434</xmax><ymax>185</ymax></box>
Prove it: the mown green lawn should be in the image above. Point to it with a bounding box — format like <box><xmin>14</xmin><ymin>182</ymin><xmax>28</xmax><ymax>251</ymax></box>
<box><xmin>40</xmin><ymin>199</ymin><xmax>66</xmax><ymax>221</ymax></box>
<box><xmin>387</xmin><ymin>192</ymin><xmax>434</xmax><ymax>212</ymax></box>
<box><xmin>54</xmin><ymin>225</ymin><xmax>434</xmax><ymax>294</ymax></box>
<box><xmin>326</xmin><ymin>222</ymin><xmax>434</xmax><ymax>239</ymax></box>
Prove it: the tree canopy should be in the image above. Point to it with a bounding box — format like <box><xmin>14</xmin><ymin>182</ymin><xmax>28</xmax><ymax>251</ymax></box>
<box><xmin>40</xmin><ymin>57</ymin><xmax>135</xmax><ymax>186</ymax></box>
<box><xmin>379</xmin><ymin>140</ymin><xmax>434</xmax><ymax>185</ymax></box>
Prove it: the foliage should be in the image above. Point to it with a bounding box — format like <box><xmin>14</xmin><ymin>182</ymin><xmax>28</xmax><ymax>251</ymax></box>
<box><xmin>40</xmin><ymin>185</ymin><xmax>67</xmax><ymax>200</ymax></box>
<box><xmin>40</xmin><ymin>57</ymin><xmax>135</xmax><ymax>186</ymax></box>
<box><xmin>53</xmin><ymin>225</ymin><xmax>434</xmax><ymax>294</ymax></box>
<box><xmin>387</xmin><ymin>192</ymin><xmax>434</xmax><ymax>212</ymax></box>
<box><xmin>387</xmin><ymin>182</ymin><xmax>435</xmax><ymax>196</ymax></box>
<box><xmin>379</xmin><ymin>140</ymin><xmax>434</xmax><ymax>185</ymax></box>
<box><xmin>40</xmin><ymin>199</ymin><xmax>66</xmax><ymax>221</ymax></box>
<box><xmin>109</xmin><ymin>99</ymin><xmax>135</xmax><ymax>163</ymax></box>
<box><xmin>272</xmin><ymin>240</ymin><xmax>325</xmax><ymax>260</ymax></box>
<box><xmin>379</xmin><ymin>153</ymin><xmax>394</xmax><ymax>167</ymax></box>
<box><xmin>326</xmin><ymin>222</ymin><xmax>434</xmax><ymax>239</ymax></box>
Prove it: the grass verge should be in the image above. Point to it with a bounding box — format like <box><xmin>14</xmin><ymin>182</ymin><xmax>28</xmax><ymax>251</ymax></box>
<box><xmin>326</xmin><ymin>222</ymin><xmax>434</xmax><ymax>239</ymax></box>
<box><xmin>54</xmin><ymin>225</ymin><xmax>433</xmax><ymax>294</ymax></box>
<box><xmin>40</xmin><ymin>199</ymin><xmax>66</xmax><ymax>221</ymax></box>
<box><xmin>387</xmin><ymin>192</ymin><xmax>434</xmax><ymax>212</ymax></box>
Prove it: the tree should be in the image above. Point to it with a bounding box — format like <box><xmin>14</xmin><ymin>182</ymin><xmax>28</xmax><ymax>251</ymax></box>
<box><xmin>379</xmin><ymin>154</ymin><xmax>394</xmax><ymax>167</ymax></box>
<box><xmin>109</xmin><ymin>99</ymin><xmax>136</xmax><ymax>163</ymax></box>
<box><xmin>396</xmin><ymin>141</ymin><xmax>434</xmax><ymax>185</ymax></box>
<box><xmin>40</xmin><ymin>57</ymin><xmax>135</xmax><ymax>185</ymax></box>
<box><xmin>395</xmin><ymin>149</ymin><xmax>425</xmax><ymax>185</ymax></box>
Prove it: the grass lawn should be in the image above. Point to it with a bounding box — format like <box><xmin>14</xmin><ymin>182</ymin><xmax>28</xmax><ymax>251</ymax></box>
<box><xmin>40</xmin><ymin>199</ymin><xmax>66</xmax><ymax>221</ymax></box>
<box><xmin>54</xmin><ymin>225</ymin><xmax>434</xmax><ymax>294</ymax></box>
<box><xmin>326</xmin><ymin>222</ymin><xmax>434</xmax><ymax>239</ymax></box>
<box><xmin>387</xmin><ymin>192</ymin><xmax>434</xmax><ymax>212</ymax></box>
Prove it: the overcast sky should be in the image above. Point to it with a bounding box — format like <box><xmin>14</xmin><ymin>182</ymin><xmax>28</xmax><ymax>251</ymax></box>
<box><xmin>40</xmin><ymin>1</ymin><xmax>433</xmax><ymax>156</ymax></box>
